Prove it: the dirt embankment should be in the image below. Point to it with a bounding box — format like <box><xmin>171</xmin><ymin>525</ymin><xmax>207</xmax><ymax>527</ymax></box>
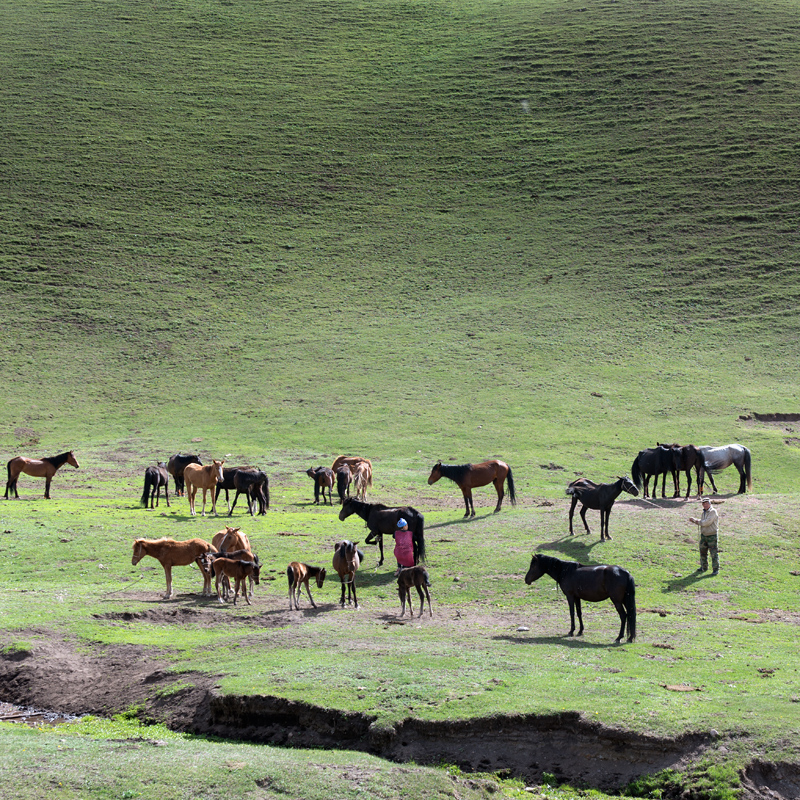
<box><xmin>1</xmin><ymin>638</ymin><xmax>798</xmax><ymax>798</ymax></box>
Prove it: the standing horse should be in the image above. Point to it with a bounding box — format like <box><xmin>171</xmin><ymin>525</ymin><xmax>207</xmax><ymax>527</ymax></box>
<box><xmin>131</xmin><ymin>537</ymin><xmax>217</xmax><ymax>599</ymax></box>
<box><xmin>214</xmin><ymin>465</ymin><xmax>256</xmax><ymax>513</ymax></box>
<box><xmin>229</xmin><ymin>469</ymin><xmax>269</xmax><ymax>516</ymax></box>
<box><xmin>566</xmin><ymin>476</ymin><xmax>638</xmax><ymax>540</ymax></box>
<box><xmin>427</xmin><ymin>459</ymin><xmax>516</xmax><ymax>517</ymax></box>
<box><xmin>184</xmin><ymin>460</ymin><xmax>225</xmax><ymax>516</ymax></box>
<box><xmin>167</xmin><ymin>454</ymin><xmax>202</xmax><ymax>497</ymax></box>
<box><xmin>631</xmin><ymin>447</ymin><xmax>676</xmax><ymax>499</ymax></box>
<box><xmin>140</xmin><ymin>462</ymin><xmax>170</xmax><ymax>508</ymax></box>
<box><xmin>657</xmin><ymin>443</ymin><xmax>705</xmax><ymax>498</ymax></box>
<box><xmin>338</xmin><ymin>496</ymin><xmax>425</xmax><ymax>567</ymax></box>
<box><xmin>306</xmin><ymin>466</ymin><xmax>335</xmax><ymax>505</ymax></box>
<box><xmin>5</xmin><ymin>451</ymin><xmax>80</xmax><ymax>499</ymax></box>
<box><xmin>335</xmin><ymin>466</ymin><xmax>352</xmax><ymax>504</ymax></box>
<box><xmin>332</xmin><ymin>540</ymin><xmax>363</xmax><ymax>608</ymax></box>
<box><xmin>697</xmin><ymin>444</ymin><xmax>752</xmax><ymax>494</ymax></box>
<box><xmin>397</xmin><ymin>566</ymin><xmax>433</xmax><ymax>618</ymax></box>
<box><xmin>524</xmin><ymin>553</ymin><xmax>636</xmax><ymax>643</ymax></box>
<box><xmin>287</xmin><ymin>562</ymin><xmax>327</xmax><ymax>610</ymax></box>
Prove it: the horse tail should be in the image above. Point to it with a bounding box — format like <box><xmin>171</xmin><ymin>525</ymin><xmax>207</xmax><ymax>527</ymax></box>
<box><xmin>625</xmin><ymin>573</ymin><xmax>637</xmax><ymax>642</ymax></box>
<box><xmin>631</xmin><ymin>455</ymin><xmax>642</xmax><ymax>490</ymax></box>
<box><xmin>140</xmin><ymin>473</ymin><xmax>152</xmax><ymax>507</ymax></box>
<box><xmin>286</xmin><ymin>565</ymin><xmax>294</xmax><ymax>589</ymax></box>
<box><xmin>413</xmin><ymin>512</ymin><xmax>426</xmax><ymax>563</ymax></box>
<box><xmin>506</xmin><ymin>467</ymin><xmax>517</xmax><ymax>505</ymax></box>
<box><xmin>744</xmin><ymin>446</ymin><xmax>753</xmax><ymax>490</ymax></box>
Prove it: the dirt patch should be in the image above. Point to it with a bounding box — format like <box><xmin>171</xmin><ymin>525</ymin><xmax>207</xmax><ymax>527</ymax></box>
<box><xmin>0</xmin><ymin>635</ymin><xmax>798</xmax><ymax>797</ymax></box>
<box><xmin>752</xmin><ymin>413</ymin><xmax>800</xmax><ymax>423</ymax></box>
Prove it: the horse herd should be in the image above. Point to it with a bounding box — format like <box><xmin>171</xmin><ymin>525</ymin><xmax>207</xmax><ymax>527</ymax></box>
<box><xmin>4</xmin><ymin>443</ymin><xmax>753</xmax><ymax>639</ymax></box>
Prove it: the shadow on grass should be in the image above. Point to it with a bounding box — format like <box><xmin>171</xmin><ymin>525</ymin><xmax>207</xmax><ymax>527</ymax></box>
<box><xmin>494</xmin><ymin>633</ymin><xmax>628</xmax><ymax>648</ymax></box>
<box><xmin>534</xmin><ymin>536</ymin><xmax>612</xmax><ymax>560</ymax></box>
<box><xmin>662</xmin><ymin>571</ymin><xmax>721</xmax><ymax>593</ymax></box>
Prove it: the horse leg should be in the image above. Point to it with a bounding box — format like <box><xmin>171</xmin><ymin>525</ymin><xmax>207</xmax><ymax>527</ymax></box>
<box><xmin>461</xmin><ymin>488</ymin><xmax>471</xmax><ymax>518</ymax></box>
<box><xmin>493</xmin><ymin>478</ymin><xmax>504</xmax><ymax>513</ymax></box>
<box><xmin>603</xmin><ymin>508</ymin><xmax>612</xmax><ymax>541</ymax></box>
<box><xmin>568</xmin><ymin>496</ymin><xmax>578</xmax><ymax>535</ymax></box>
<box><xmin>373</xmin><ymin>530</ymin><xmax>384</xmax><ymax>566</ymax></box>
<box><xmin>44</xmin><ymin>476</ymin><xmax>52</xmax><ymax>499</ymax></box>
<box><xmin>567</xmin><ymin>597</ymin><xmax>577</xmax><ymax>637</ymax></box>
<box><xmin>579</xmin><ymin>505</ymin><xmax>590</xmax><ymax>535</ymax></box>
<box><xmin>423</xmin><ymin>585</ymin><xmax>432</xmax><ymax>616</ymax></box>
<box><xmin>415</xmin><ymin>585</ymin><xmax>426</xmax><ymax>617</ymax></box>
<box><xmin>574</xmin><ymin>598</ymin><xmax>584</xmax><ymax>636</ymax></box>
<box><xmin>229</xmin><ymin>490</ymin><xmax>241</xmax><ymax>517</ymax></box>
<box><xmin>613</xmin><ymin>600</ymin><xmax>627</xmax><ymax>643</ymax></box>
<box><xmin>737</xmin><ymin>463</ymin><xmax>747</xmax><ymax>494</ymax></box>
<box><xmin>642</xmin><ymin>475</ymin><xmax>650</xmax><ymax>499</ymax></box>
<box><xmin>685</xmin><ymin>469</ymin><xmax>693</xmax><ymax>499</ymax></box>
<box><xmin>339</xmin><ymin>580</ymin><xmax>346</xmax><ymax>607</ymax></box>
<box><xmin>163</xmin><ymin>565</ymin><xmax>173</xmax><ymax>600</ymax></box>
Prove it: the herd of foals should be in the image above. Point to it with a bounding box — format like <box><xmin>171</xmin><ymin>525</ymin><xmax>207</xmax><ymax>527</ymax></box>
<box><xmin>5</xmin><ymin>441</ymin><xmax>752</xmax><ymax>642</ymax></box>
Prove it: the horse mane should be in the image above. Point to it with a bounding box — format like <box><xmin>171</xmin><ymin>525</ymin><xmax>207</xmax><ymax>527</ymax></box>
<box><xmin>44</xmin><ymin>451</ymin><xmax>73</xmax><ymax>468</ymax></box>
<box><xmin>536</xmin><ymin>553</ymin><xmax>581</xmax><ymax>577</ymax></box>
<box><xmin>436</xmin><ymin>463</ymin><xmax>471</xmax><ymax>483</ymax></box>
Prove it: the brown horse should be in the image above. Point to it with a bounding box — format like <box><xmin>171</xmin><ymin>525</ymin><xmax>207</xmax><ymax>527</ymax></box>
<box><xmin>397</xmin><ymin>566</ymin><xmax>432</xmax><ymax>618</ymax></box>
<box><xmin>5</xmin><ymin>451</ymin><xmax>80</xmax><ymax>500</ymax></box>
<box><xmin>427</xmin><ymin>459</ymin><xmax>516</xmax><ymax>517</ymax></box>
<box><xmin>332</xmin><ymin>540</ymin><xmax>363</xmax><ymax>608</ymax></box>
<box><xmin>184</xmin><ymin>460</ymin><xmax>225</xmax><ymax>516</ymax></box>
<box><xmin>287</xmin><ymin>562</ymin><xmax>327</xmax><ymax>610</ymax></box>
<box><xmin>131</xmin><ymin>537</ymin><xmax>217</xmax><ymax>599</ymax></box>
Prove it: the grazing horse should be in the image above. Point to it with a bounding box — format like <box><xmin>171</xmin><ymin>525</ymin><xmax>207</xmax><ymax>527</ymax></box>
<box><xmin>167</xmin><ymin>454</ymin><xmax>202</xmax><ymax>497</ymax></box>
<box><xmin>351</xmin><ymin>461</ymin><xmax>372</xmax><ymax>500</ymax></box>
<box><xmin>697</xmin><ymin>444</ymin><xmax>753</xmax><ymax>495</ymax></box>
<box><xmin>525</xmin><ymin>554</ymin><xmax>636</xmax><ymax>643</ymax></box>
<box><xmin>140</xmin><ymin>462</ymin><xmax>170</xmax><ymax>509</ymax></box>
<box><xmin>229</xmin><ymin>469</ymin><xmax>269</xmax><ymax>516</ymax></box>
<box><xmin>338</xmin><ymin>496</ymin><xmax>426</xmax><ymax>567</ymax></box>
<box><xmin>566</xmin><ymin>476</ymin><xmax>638</xmax><ymax>541</ymax></box>
<box><xmin>657</xmin><ymin>443</ymin><xmax>705</xmax><ymax>498</ymax></box>
<box><xmin>306</xmin><ymin>466</ymin><xmax>335</xmax><ymax>505</ymax></box>
<box><xmin>184</xmin><ymin>460</ymin><xmax>225</xmax><ymax>516</ymax></box>
<box><xmin>631</xmin><ymin>447</ymin><xmax>676</xmax><ymax>499</ymax></box>
<box><xmin>131</xmin><ymin>537</ymin><xmax>217</xmax><ymax>599</ymax></box>
<box><xmin>5</xmin><ymin>450</ymin><xmax>80</xmax><ymax>500</ymax></box>
<box><xmin>335</xmin><ymin>466</ymin><xmax>352</xmax><ymax>504</ymax></box>
<box><xmin>427</xmin><ymin>459</ymin><xmax>516</xmax><ymax>517</ymax></box>
<box><xmin>332</xmin><ymin>540</ymin><xmax>363</xmax><ymax>608</ymax></box>
<box><xmin>397</xmin><ymin>566</ymin><xmax>432</xmax><ymax>618</ymax></box>
<box><xmin>214</xmin><ymin>465</ymin><xmax>256</xmax><ymax>513</ymax></box>
<box><xmin>210</xmin><ymin>556</ymin><xmax>261</xmax><ymax>605</ymax></box>
<box><xmin>287</xmin><ymin>562</ymin><xmax>327</xmax><ymax>610</ymax></box>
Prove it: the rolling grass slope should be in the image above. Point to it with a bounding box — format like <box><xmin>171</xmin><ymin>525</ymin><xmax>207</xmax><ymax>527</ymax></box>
<box><xmin>0</xmin><ymin>0</ymin><xmax>799</xmax><ymax>791</ymax></box>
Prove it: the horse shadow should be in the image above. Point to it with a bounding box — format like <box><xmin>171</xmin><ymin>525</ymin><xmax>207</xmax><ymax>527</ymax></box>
<box><xmin>535</xmin><ymin>537</ymin><xmax>607</xmax><ymax>560</ymax></box>
<box><xmin>426</xmin><ymin>514</ymin><xmax>496</xmax><ymax>530</ymax></box>
<box><xmin>493</xmin><ymin>633</ymin><xmax>626</xmax><ymax>648</ymax></box>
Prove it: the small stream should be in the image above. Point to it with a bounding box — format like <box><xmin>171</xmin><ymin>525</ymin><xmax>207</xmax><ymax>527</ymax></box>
<box><xmin>0</xmin><ymin>701</ymin><xmax>81</xmax><ymax>727</ymax></box>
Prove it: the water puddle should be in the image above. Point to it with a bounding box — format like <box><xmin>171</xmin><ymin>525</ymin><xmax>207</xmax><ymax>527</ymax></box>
<box><xmin>0</xmin><ymin>701</ymin><xmax>81</xmax><ymax>727</ymax></box>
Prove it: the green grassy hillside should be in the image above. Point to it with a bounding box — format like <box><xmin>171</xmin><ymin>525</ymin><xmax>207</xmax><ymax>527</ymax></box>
<box><xmin>1</xmin><ymin>0</ymin><xmax>799</xmax><ymax>794</ymax></box>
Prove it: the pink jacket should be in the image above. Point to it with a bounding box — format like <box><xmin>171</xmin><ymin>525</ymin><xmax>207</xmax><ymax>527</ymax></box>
<box><xmin>393</xmin><ymin>528</ymin><xmax>415</xmax><ymax>568</ymax></box>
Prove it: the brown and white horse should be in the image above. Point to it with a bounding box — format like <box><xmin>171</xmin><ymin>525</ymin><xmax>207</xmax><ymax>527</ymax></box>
<box><xmin>184</xmin><ymin>459</ymin><xmax>225</xmax><ymax>516</ymax></box>
<box><xmin>5</xmin><ymin>450</ymin><xmax>80</xmax><ymax>500</ymax></box>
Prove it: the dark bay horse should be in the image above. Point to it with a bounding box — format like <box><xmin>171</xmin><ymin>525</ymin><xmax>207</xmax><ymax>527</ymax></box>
<box><xmin>5</xmin><ymin>450</ymin><xmax>80</xmax><ymax>499</ymax></box>
<box><xmin>335</xmin><ymin>466</ymin><xmax>352</xmax><ymax>504</ymax></box>
<box><xmin>525</xmin><ymin>554</ymin><xmax>636</xmax><ymax>643</ymax></box>
<box><xmin>631</xmin><ymin>447</ymin><xmax>676</xmax><ymax>499</ymax></box>
<box><xmin>167</xmin><ymin>454</ymin><xmax>202</xmax><ymax>497</ymax></box>
<box><xmin>229</xmin><ymin>469</ymin><xmax>269</xmax><ymax>516</ymax></box>
<box><xmin>338</xmin><ymin>497</ymin><xmax>425</xmax><ymax>567</ymax></box>
<box><xmin>332</xmin><ymin>540</ymin><xmax>363</xmax><ymax>608</ymax></box>
<box><xmin>698</xmin><ymin>444</ymin><xmax>752</xmax><ymax>494</ymax></box>
<box><xmin>566</xmin><ymin>475</ymin><xmax>638</xmax><ymax>540</ymax></box>
<box><xmin>214</xmin><ymin>465</ymin><xmax>256</xmax><ymax>513</ymax></box>
<box><xmin>141</xmin><ymin>462</ymin><xmax>170</xmax><ymax>509</ymax></box>
<box><xmin>306</xmin><ymin>466</ymin><xmax>334</xmax><ymax>505</ymax></box>
<box><xmin>657</xmin><ymin>443</ymin><xmax>705</xmax><ymax>498</ymax></box>
<box><xmin>428</xmin><ymin>459</ymin><xmax>516</xmax><ymax>517</ymax></box>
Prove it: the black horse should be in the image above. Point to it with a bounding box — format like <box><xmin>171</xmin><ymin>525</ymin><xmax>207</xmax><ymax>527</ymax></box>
<box><xmin>215</xmin><ymin>465</ymin><xmax>257</xmax><ymax>513</ymax></box>
<box><xmin>631</xmin><ymin>447</ymin><xmax>676</xmax><ymax>498</ymax></box>
<box><xmin>140</xmin><ymin>462</ymin><xmax>170</xmax><ymax>509</ymax></box>
<box><xmin>335</xmin><ymin>466</ymin><xmax>352</xmax><ymax>505</ymax></box>
<box><xmin>338</xmin><ymin>497</ymin><xmax>425</xmax><ymax>567</ymax></box>
<box><xmin>657</xmin><ymin>443</ymin><xmax>705</xmax><ymax>498</ymax></box>
<box><xmin>167</xmin><ymin>454</ymin><xmax>202</xmax><ymax>497</ymax></box>
<box><xmin>525</xmin><ymin>553</ymin><xmax>636</xmax><ymax>643</ymax></box>
<box><xmin>566</xmin><ymin>475</ymin><xmax>638</xmax><ymax>540</ymax></box>
<box><xmin>229</xmin><ymin>469</ymin><xmax>269</xmax><ymax>516</ymax></box>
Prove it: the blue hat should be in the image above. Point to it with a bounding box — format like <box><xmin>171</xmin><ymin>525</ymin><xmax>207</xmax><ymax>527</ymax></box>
<box><xmin>397</xmin><ymin>518</ymin><xmax>408</xmax><ymax>528</ymax></box>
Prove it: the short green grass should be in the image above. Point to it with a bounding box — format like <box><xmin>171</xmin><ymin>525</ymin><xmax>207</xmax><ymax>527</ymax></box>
<box><xmin>1</xmin><ymin>0</ymin><xmax>799</xmax><ymax>794</ymax></box>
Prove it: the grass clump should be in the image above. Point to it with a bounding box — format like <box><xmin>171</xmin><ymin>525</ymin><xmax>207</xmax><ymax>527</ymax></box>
<box><xmin>624</xmin><ymin>760</ymin><xmax>741</xmax><ymax>800</ymax></box>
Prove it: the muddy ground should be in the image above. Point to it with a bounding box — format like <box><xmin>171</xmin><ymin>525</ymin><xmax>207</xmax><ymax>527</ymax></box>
<box><xmin>0</xmin><ymin>630</ymin><xmax>797</xmax><ymax>798</ymax></box>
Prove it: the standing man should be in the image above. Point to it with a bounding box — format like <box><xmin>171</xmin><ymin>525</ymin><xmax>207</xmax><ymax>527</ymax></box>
<box><xmin>689</xmin><ymin>497</ymin><xmax>719</xmax><ymax>574</ymax></box>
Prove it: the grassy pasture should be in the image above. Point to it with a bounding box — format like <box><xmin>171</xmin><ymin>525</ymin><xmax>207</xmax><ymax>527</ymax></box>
<box><xmin>1</xmin><ymin>0</ymin><xmax>800</xmax><ymax>794</ymax></box>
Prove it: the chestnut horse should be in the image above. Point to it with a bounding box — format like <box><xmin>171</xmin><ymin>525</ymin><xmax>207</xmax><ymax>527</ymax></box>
<box><xmin>332</xmin><ymin>540</ymin><xmax>363</xmax><ymax>608</ymax></box>
<box><xmin>184</xmin><ymin>459</ymin><xmax>225</xmax><ymax>516</ymax></box>
<box><xmin>427</xmin><ymin>459</ymin><xmax>516</xmax><ymax>517</ymax></box>
<box><xmin>5</xmin><ymin>450</ymin><xmax>80</xmax><ymax>499</ymax></box>
<box><xmin>287</xmin><ymin>562</ymin><xmax>327</xmax><ymax>610</ymax></box>
<box><xmin>131</xmin><ymin>537</ymin><xmax>217</xmax><ymax>599</ymax></box>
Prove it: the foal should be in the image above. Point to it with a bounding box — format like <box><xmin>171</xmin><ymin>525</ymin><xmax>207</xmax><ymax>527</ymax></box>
<box><xmin>332</xmin><ymin>540</ymin><xmax>363</xmax><ymax>608</ymax></box>
<box><xmin>307</xmin><ymin>466</ymin><xmax>334</xmax><ymax>505</ymax></box>
<box><xmin>397</xmin><ymin>566</ymin><xmax>432</xmax><ymax>617</ymax></box>
<box><xmin>287</xmin><ymin>562</ymin><xmax>327</xmax><ymax>610</ymax></box>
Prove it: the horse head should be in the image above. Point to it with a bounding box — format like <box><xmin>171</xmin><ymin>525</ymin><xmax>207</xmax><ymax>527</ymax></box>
<box><xmin>212</xmin><ymin>459</ymin><xmax>225</xmax><ymax>481</ymax></box>
<box><xmin>316</xmin><ymin>567</ymin><xmax>327</xmax><ymax>588</ymax></box>
<box><xmin>427</xmin><ymin>461</ymin><xmax>443</xmax><ymax>485</ymax></box>
<box><xmin>525</xmin><ymin>554</ymin><xmax>544</xmax><ymax>585</ymax></box>
<box><xmin>338</xmin><ymin>497</ymin><xmax>355</xmax><ymax>521</ymax></box>
<box><xmin>619</xmin><ymin>476</ymin><xmax>639</xmax><ymax>496</ymax></box>
<box><xmin>68</xmin><ymin>451</ymin><xmax>80</xmax><ymax>469</ymax></box>
<box><xmin>131</xmin><ymin>539</ymin><xmax>146</xmax><ymax>565</ymax></box>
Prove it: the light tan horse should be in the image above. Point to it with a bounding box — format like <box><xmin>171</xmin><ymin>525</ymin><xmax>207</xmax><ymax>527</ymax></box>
<box><xmin>131</xmin><ymin>537</ymin><xmax>217</xmax><ymax>599</ymax></box>
<box><xmin>331</xmin><ymin>455</ymin><xmax>373</xmax><ymax>492</ymax></box>
<box><xmin>184</xmin><ymin>459</ymin><xmax>225</xmax><ymax>516</ymax></box>
<box><xmin>351</xmin><ymin>461</ymin><xmax>371</xmax><ymax>501</ymax></box>
<box><xmin>5</xmin><ymin>450</ymin><xmax>80</xmax><ymax>500</ymax></box>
